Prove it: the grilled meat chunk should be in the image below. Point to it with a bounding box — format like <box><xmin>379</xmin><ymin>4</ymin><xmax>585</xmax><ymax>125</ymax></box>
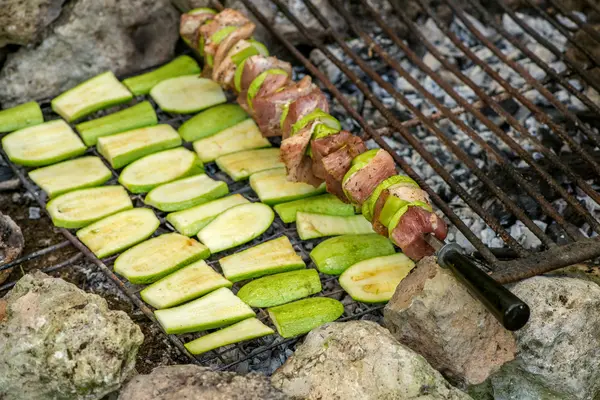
<box><xmin>239</xmin><ymin>55</ymin><xmax>293</xmax><ymax>93</ymax></box>
<box><xmin>342</xmin><ymin>149</ymin><xmax>396</xmax><ymax>205</ymax></box>
<box><xmin>280</xmin><ymin>122</ymin><xmax>324</xmax><ymax>187</ymax></box>
<box><xmin>238</xmin><ymin>72</ymin><xmax>291</xmax><ymax>115</ymax></box>
<box><xmin>180</xmin><ymin>12</ymin><xmax>215</xmax><ymax>45</ymax></box>
<box><xmin>212</xmin><ymin>23</ymin><xmax>255</xmax><ymax>80</ymax></box>
<box><xmin>372</xmin><ymin>183</ymin><xmax>431</xmax><ymax>236</ymax></box>
<box><xmin>281</xmin><ymin>88</ymin><xmax>329</xmax><ymax>139</ymax></box>
<box><xmin>390</xmin><ymin>206</ymin><xmax>448</xmax><ymax>260</ymax></box>
<box><xmin>213</xmin><ymin>39</ymin><xmax>252</xmax><ymax>89</ymax></box>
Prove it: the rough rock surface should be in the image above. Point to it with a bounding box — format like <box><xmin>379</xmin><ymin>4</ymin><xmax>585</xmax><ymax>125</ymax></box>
<box><xmin>0</xmin><ymin>271</ymin><xmax>144</xmax><ymax>400</ymax></box>
<box><xmin>0</xmin><ymin>0</ymin><xmax>65</xmax><ymax>46</ymax></box>
<box><xmin>0</xmin><ymin>212</ymin><xmax>24</xmax><ymax>284</ymax></box>
<box><xmin>119</xmin><ymin>364</ymin><xmax>290</xmax><ymax>400</ymax></box>
<box><xmin>271</xmin><ymin>320</ymin><xmax>471</xmax><ymax>399</ymax></box>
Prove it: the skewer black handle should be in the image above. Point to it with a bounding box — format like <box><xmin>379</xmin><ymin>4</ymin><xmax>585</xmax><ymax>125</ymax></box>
<box><xmin>437</xmin><ymin>243</ymin><xmax>530</xmax><ymax>331</ymax></box>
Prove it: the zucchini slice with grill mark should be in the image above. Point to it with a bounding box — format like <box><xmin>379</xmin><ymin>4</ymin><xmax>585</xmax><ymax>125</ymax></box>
<box><xmin>51</xmin><ymin>71</ymin><xmax>133</xmax><ymax>122</ymax></box>
<box><xmin>178</xmin><ymin>104</ymin><xmax>248</xmax><ymax>142</ymax></box>
<box><xmin>145</xmin><ymin>174</ymin><xmax>229</xmax><ymax>212</ymax></box>
<box><xmin>150</xmin><ymin>75</ymin><xmax>226</xmax><ymax>114</ymax></box>
<box><xmin>237</xmin><ymin>269</ymin><xmax>322</xmax><ymax>308</ymax></box>
<box><xmin>123</xmin><ymin>55</ymin><xmax>201</xmax><ymax>96</ymax></box>
<box><xmin>274</xmin><ymin>194</ymin><xmax>355</xmax><ymax>223</ymax></box>
<box><xmin>216</xmin><ymin>148</ymin><xmax>283</xmax><ymax>181</ymax></box>
<box><xmin>154</xmin><ymin>287</ymin><xmax>255</xmax><ymax>334</ymax></box>
<box><xmin>219</xmin><ymin>236</ymin><xmax>305</xmax><ymax>282</ymax></box>
<box><xmin>46</xmin><ymin>186</ymin><xmax>133</xmax><ymax>229</ymax></box>
<box><xmin>2</xmin><ymin>120</ymin><xmax>86</xmax><ymax>167</ymax></box>
<box><xmin>114</xmin><ymin>233</ymin><xmax>210</xmax><ymax>285</ymax></box>
<box><xmin>0</xmin><ymin>101</ymin><xmax>43</xmax><ymax>133</ymax></box>
<box><xmin>197</xmin><ymin>202</ymin><xmax>274</xmax><ymax>253</ymax></box>
<box><xmin>296</xmin><ymin>212</ymin><xmax>374</xmax><ymax>240</ymax></box>
<box><xmin>140</xmin><ymin>260</ymin><xmax>231</xmax><ymax>309</ymax></box>
<box><xmin>76</xmin><ymin>208</ymin><xmax>159</xmax><ymax>259</ymax></box>
<box><xmin>249</xmin><ymin>168</ymin><xmax>326</xmax><ymax>205</ymax></box>
<box><xmin>268</xmin><ymin>297</ymin><xmax>344</xmax><ymax>338</ymax></box>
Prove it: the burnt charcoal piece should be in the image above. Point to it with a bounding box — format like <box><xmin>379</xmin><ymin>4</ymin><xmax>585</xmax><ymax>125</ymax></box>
<box><xmin>0</xmin><ymin>212</ymin><xmax>24</xmax><ymax>285</ymax></box>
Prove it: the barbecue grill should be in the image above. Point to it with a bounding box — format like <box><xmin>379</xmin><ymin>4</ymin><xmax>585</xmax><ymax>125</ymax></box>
<box><xmin>2</xmin><ymin>0</ymin><xmax>600</xmax><ymax>373</ymax></box>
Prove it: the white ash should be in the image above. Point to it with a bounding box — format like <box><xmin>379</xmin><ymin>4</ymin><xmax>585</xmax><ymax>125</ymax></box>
<box><xmin>27</xmin><ymin>207</ymin><xmax>40</xmax><ymax>220</ymax></box>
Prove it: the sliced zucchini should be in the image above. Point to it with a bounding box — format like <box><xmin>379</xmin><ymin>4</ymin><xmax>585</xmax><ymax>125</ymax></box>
<box><xmin>362</xmin><ymin>175</ymin><xmax>419</xmax><ymax>222</ymax></box>
<box><xmin>46</xmin><ymin>186</ymin><xmax>133</xmax><ymax>229</ymax></box>
<box><xmin>249</xmin><ymin>168</ymin><xmax>326</xmax><ymax>205</ymax></box>
<box><xmin>237</xmin><ymin>269</ymin><xmax>322</xmax><ymax>308</ymax></box>
<box><xmin>145</xmin><ymin>174</ymin><xmax>228</xmax><ymax>212</ymax></box>
<box><xmin>184</xmin><ymin>317</ymin><xmax>274</xmax><ymax>355</ymax></box>
<box><xmin>166</xmin><ymin>194</ymin><xmax>250</xmax><ymax>236</ymax></box>
<box><xmin>339</xmin><ymin>253</ymin><xmax>415</xmax><ymax>303</ymax></box>
<box><xmin>76</xmin><ymin>208</ymin><xmax>159</xmax><ymax>259</ymax></box>
<box><xmin>178</xmin><ymin>104</ymin><xmax>248</xmax><ymax>142</ymax></box>
<box><xmin>75</xmin><ymin>101</ymin><xmax>157</xmax><ymax>146</ymax></box>
<box><xmin>310</xmin><ymin>234</ymin><xmax>395</xmax><ymax>275</ymax></box>
<box><xmin>291</xmin><ymin>109</ymin><xmax>341</xmax><ymax>137</ymax></box>
<box><xmin>114</xmin><ymin>233</ymin><xmax>210</xmax><ymax>284</ymax></box>
<box><xmin>154</xmin><ymin>287</ymin><xmax>255</xmax><ymax>334</ymax></box>
<box><xmin>28</xmin><ymin>156</ymin><xmax>111</xmax><ymax>198</ymax></box>
<box><xmin>188</xmin><ymin>7</ymin><xmax>216</xmax><ymax>15</ymax></box>
<box><xmin>268</xmin><ymin>297</ymin><xmax>344</xmax><ymax>338</ymax></box>
<box><xmin>0</xmin><ymin>101</ymin><xmax>43</xmax><ymax>133</ymax></box>
<box><xmin>51</xmin><ymin>71</ymin><xmax>133</xmax><ymax>122</ymax></box>
<box><xmin>97</xmin><ymin>124</ymin><xmax>181</xmax><ymax>169</ymax></box>
<box><xmin>230</xmin><ymin>40</ymin><xmax>270</xmax><ymax>65</ymax></box>
<box><xmin>197</xmin><ymin>203</ymin><xmax>274</xmax><ymax>253</ymax></box>
<box><xmin>140</xmin><ymin>260</ymin><xmax>231</xmax><ymax>309</ymax></box>
<box><xmin>2</xmin><ymin>120</ymin><xmax>86</xmax><ymax>167</ymax></box>
<box><xmin>296</xmin><ymin>212</ymin><xmax>375</xmax><ymax>240</ymax></box>
<box><xmin>274</xmin><ymin>194</ymin><xmax>355</xmax><ymax>223</ymax></box>
<box><xmin>216</xmin><ymin>148</ymin><xmax>283</xmax><ymax>181</ymax></box>
<box><xmin>118</xmin><ymin>147</ymin><xmax>204</xmax><ymax>194</ymax></box>
<box><xmin>219</xmin><ymin>236</ymin><xmax>305</xmax><ymax>282</ymax></box>
<box><xmin>150</xmin><ymin>75</ymin><xmax>226</xmax><ymax>114</ymax></box>
<box><xmin>234</xmin><ymin>58</ymin><xmax>247</xmax><ymax>92</ymax></box>
<box><xmin>192</xmin><ymin>118</ymin><xmax>270</xmax><ymax>163</ymax></box>
<box><xmin>123</xmin><ymin>56</ymin><xmax>201</xmax><ymax>96</ymax></box>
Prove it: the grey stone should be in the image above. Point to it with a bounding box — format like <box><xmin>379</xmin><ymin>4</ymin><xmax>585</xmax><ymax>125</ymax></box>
<box><xmin>0</xmin><ymin>271</ymin><xmax>144</xmax><ymax>400</ymax></box>
<box><xmin>0</xmin><ymin>0</ymin><xmax>65</xmax><ymax>46</ymax></box>
<box><xmin>271</xmin><ymin>320</ymin><xmax>471</xmax><ymax>400</ymax></box>
<box><xmin>0</xmin><ymin>212</ymin><xmax>23</xmax><ymax>285</ymax></box>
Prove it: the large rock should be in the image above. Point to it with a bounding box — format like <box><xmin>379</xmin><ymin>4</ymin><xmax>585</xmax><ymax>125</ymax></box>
<box><xmin>119</xmin><ymin>364</ymin><xmax>290</xmax><ymax>400</ymax></box>
<box><xmin>0</xmin><ymin>0</ymin><xmax>65</xmax><ymax>46</ymax></box>
<box><xmin>271</xmin><ymin>320</ymin><xmax>471</xmax><ymax>399</ymax></box>
<box><xmin>384</xmin><ymin>257</ymin><xmax>516</xmax><ymax>387</ymax></box>
<box><xmin>0</xmin><ymin>212</ymin><xmax>24</xmax><ymax>284</ymax></box>
<box><xmin>0</xmin><ymin>271</ymin><xmax>144</xmax><ymax>400</ymax></box>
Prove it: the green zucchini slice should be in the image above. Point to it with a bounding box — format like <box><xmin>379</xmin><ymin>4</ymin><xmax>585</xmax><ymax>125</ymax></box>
<box><xmin>97</xmin><ymin>124</ymin><xmax>181</xmax><ymax>169</ymax></box>
<box><xmin>362</xmin><ymin>175</ymin><xmax>419</xmax><ymax>222</ymax></box>
<box><xmin>219</xmin><ymin>236</ymin><xmax>305</xmax><ymax>282</ymax></box>
<box><xmin>154</xmin><ymin>287</ymin><xmax>255</xmax><ymax>334</ymax></box>
<box><xmin>119</xmin><ymin>147</ymin><xmax>204</xmax><ymax>194</ymax></box>
<box><xmin>310</xmin><ymin>234</ymin><xmax>395</xmax><ymax>275</ymax></box>
<box><xmin>75</xmin><ymin>101</ymin><xmax>157</xmax><ymax>146</ymax></box>
<box><xmin>2</xmin><ymin>120</ymin><xmax>86</xmax><ymax>167</ymax></box>
<box><xmin>339</xmin><ymin>253</ymin><xmax>415</xmax><ymax>303</ymax></box>
<box><xmin>140</xmin><ymin>260</ymin><xmax>232</xmax><ymax>309</ymax></box>
<box><xmin>192</xmin><ymin>119</ymin><xmax>270</xmax><ymax>163</ymax></box>
<box><xmin>0</xmin><ymin>101</ymin><xmax>43</xmax><ymax>133</ymax></box>
<box><xmin>296</xmin><ymin>212</ymin><xmax>375</xmax><ymax>240</ymax></box>
<box><xmin>178</xmin><ymin>104</ymin><xmax>248</xmax><ymax>142</ymax></box>
<box><xmin>290</xmin><ymin>109</ymin><xmax>341</xmax><ymax>137</ymax></box>
<box><xmin>150</xmin><ymin>75</ymin><xmax>226</xmax><ymax>114</ymax></box>
<box><xmin>197</xmin><ymin>203</ymin><xmax>274</xmax><ymax>253</ymax></box>
<box><xmin>114</xmin><ymin>233</ymin><xmax>210</xmax><ymax>284</ymax></box>
<box><xmin>28</xmin><ymin>156</ymin><xmax>112</xmax><ymax>198</ymax></box>
<box><xmin>273</xmin><ymin>194</ymin><xmax>355</xmax><ymax>223</ymax></box>
<box><xmin>216</xmin><ymin>148</ymin><xmax>283</xmax><ymax>181</ymax></box>
<box><xmin>76</xmin><ymin>208</ymin><xmax>159</xmax><ymax>259</ymax></box>
<box><xmin>249</xmin><ymin>168</ymin><xmax>326</xmax><ymax>205</ymax></box>
<box><xmin>51</xmin><ymin>71</ymin><xmax>133</xmax><ymax>122</ymax></box>
<box><xmin>268</xmin><ymin>297</ymin><xmax>344</xmax><ymax>338</ymax></box>
<box><xmin>123</xmin><ymin>56</ymin><xmax>201</xmax><ymax>95</ymax></box>
<box><xmin>237</xmin><ymin>269</ymin><xmax>322</xmax><ymax>308</ymax></box>
<box><xmin>166</xmin><ymin>194</ymin><xmax>250</xmax><ymax>236</ymax></box>
<box><xmin>184</xmin><ymin>317</ymin><xmax>274</xmax><ymax>355</ymax></box>
<box><xmin>46</xmin><ymin>186</ymin><xmax>133</xmax><ymax>229</ymax></box>
<box><xmin>145</xmin><ymin>174</ymin><xmax>229</xmax><ymax>212</ymax></box>
<box><xmin>234</xmin><ymin>58</ymin><xmax>247</xmax><ymax>92</ymax></box>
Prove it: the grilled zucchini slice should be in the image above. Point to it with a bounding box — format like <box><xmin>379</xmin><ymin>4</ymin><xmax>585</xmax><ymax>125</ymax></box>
<box><xmin>296</xmin><ymin>212</ymin><xmax>374</xmax><ymax>240</ymax></box>
<box><xmin>268</xmin><ymin>297</ymin><xmax>344</xmax><ymax>338</ymax></box>
<box><xmin>145</xmin><ymin>174</ymin><xmax>229</xmax><ymax>212</ymax></box>
<box><xmin>216</xmin><ymin>148</ymin><xmax>283</xmax><ymax>181</ymax></box>
<box><xmin>274</xmin><ymin>194</ymin><xmax>355</xmax><ymax>223</ymax></box>
<box><xmin>237</xmin><ymin>269</ymin><xmax>322</xmax><ymax>308</ymax></box>
<box><xmin>178</xmin><ymin>104</ymin><xmax>248</xmax><ymax>142</ymax></box>
<box><xmin>0</xmin><ymin>101</ymin><xmax>43</xmax><ymax>133</ymax></box>
<box><xmin>123</xmin><ymin>55</ymin><xmax>201</xmax><ymax>96</ymax></box>
<box><xmin>249</xmin><ymin>168</ymin><xmax>326</xmax><ymax>205</ymax></box>
<box><xmin>150</xmin><ymin>75</ymin><xmax>226</xmax><ymax>114</ymax></box>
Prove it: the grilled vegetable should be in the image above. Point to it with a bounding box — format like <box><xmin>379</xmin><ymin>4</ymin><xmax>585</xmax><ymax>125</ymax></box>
<box><xmin>150</xmin><ymin>75</ymin><xmax>226</xmax><ymax>114</ymax></box>
<box><xmin>274</xmin><ymin>194</ymin><xmax>355</xmax><ymax>223</ymax></box>
<box><xmin>216</xmin><ymin>148</ymin><xmax>283</xmax><ymax>181</ymax></box>
<box><xmin>362</xmin><ymin>175</ymin><xmax>419</xmax><ymax>222</ymax></box>
<box><xmin>76</xmin><ymin>208</ymin><xmax>159</xmax><ymax>258</ymax></box>
<box><xmin>97</xmin><ymin>124</ymin><xmax>181</xmax><ymax>169</ymax></box>
<box><xmin>51</xmin><ymin>71</ymin><xmax>133</xmax><ymax>122</ymax></box>
<box><xmin>119</xmin><ymin>147</ymin><xmax>204</xmax><ymax>193</ymax></box>
<box><xmin>145</xmin><ymin>174</ymin><xmax>228</xmax><ymax>212</ymax></box>
<box><xmin>75</xmin><ymin>101</ymin><xmax>157</xmax><ymax>146</ymax></box>
<box><xmin>296</xmin><ymin>212</ymin><xmax>374</xmax><ymax>240</ymax></box>
<box><xmin>310</xmin><ymin>233</ymin><xmax>395</xmax><ymax>275</ymax></box>
<box><xmin>237</xmin><ymin>269</ymin><xmax>321</xmax><ymax>308</ymax></box>
<box><xmin>166</xmin><ymin>194</ymin><xmax>249</xmax><ymax>236</ymax></box>
<box><xmin>290</xmin><ymin>109</ymin><xmax>341</xmax><ymax>137</ymax></box>
<box><xmin>247</xmin><ymin>69</ymin><xmax>289</xmax><ymax>111</ymax></box>
<box><xmin>234</xmin><ymin>58</ymin><xmax>247</xmax><ymax>92</ymax></box>
<box><xmin>197</xmin><ymin>202</ymin><xmax>274</xmax><ymax>253</ymax></box>
<box><xmin>46</xmin><ymin>186</ymin><xmax>133</xmax><ymax>229</ymax></box>
<box><xmin>155</xmin><ymin>287</ymin><xmax>255</xmax><ymax>334</ymax></box>
<box><xmin>140</xmin><ymin>260</ymin><xmax>231</xmax><ymax>309</ymax></box>
<box><xmin>2</xmin><ymin>120</ymin><xmax>86</xmax><ymax>167</ymax></box>
<box><xmin>192</xmin><ymin>118</ymin><xmax>270</xmax><ymax>163</ymax></box>
<box><xmin>339</xmin><ymin>253</ymin><xmax>415</xmax><ymax>303</ymax></box>
<box><xmin>178</xmin><ymin>104</ymin><xmax>248</xmax><ymax>142</ymax></box>
<box><xmin>230</xmin><ymin>39</ymin><xmax>269</xmax><ymax>65</ymax></box>
<box><xmin>219</xmin><ymin>236</ymin><xmax>305</xmax><ymax>282</ymax></box>
<box><xmin>0</xmin><ymin>101</ymin><xmax>43</xmax><ymax>133</ymax></box>
<box><xmin>114</xmin><ymin>233</ymin><xmax>210</xmax><ymax>284</ymax></box>
<box><xmin>122</xmin><ymin>55</ymin><xmax>201</xmax><ymax>95</ymax></box>
<box><xmin>249</xmin><ymin>168</ymin><xmax>326</xmax><ymax>205</ymax></box>
<box><xmin>268</xmin><ymin>297</ymin><xmax>344</xmax><ymax>338</ymax></box>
